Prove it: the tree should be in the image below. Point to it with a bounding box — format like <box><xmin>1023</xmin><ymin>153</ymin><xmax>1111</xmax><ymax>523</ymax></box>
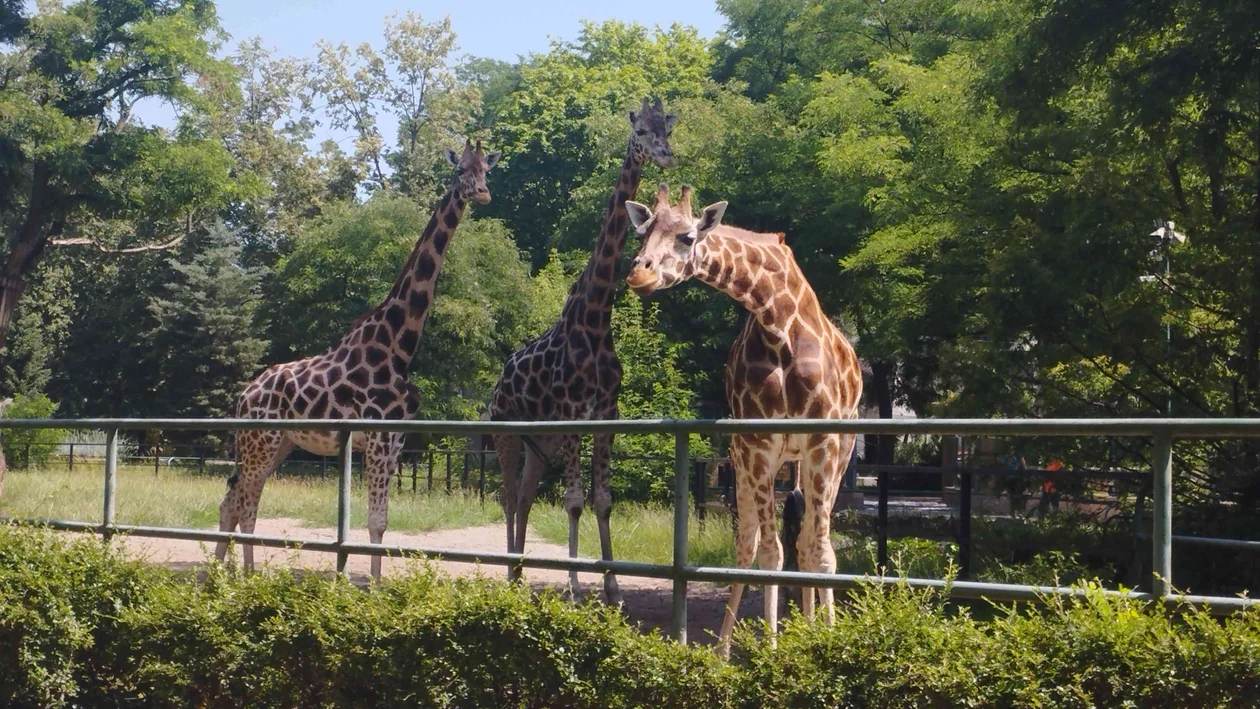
<box><xmin>0</xmin><ymin>0</ymin><xmax>237</xmax><ymax>350</ymax></box>
<box><xmin>483</xmin><ymin>20</ymin><xmax>713</xmax><ymax>265</ymax></box>
<box><xmin>309</xmin><ymin>12</ymin><xmax>481</xmax><ymax>200</ymax></box>
<box><xmin>147</xmin><ymin>224</ymin><xmax>268</xmax><ymax>424</ymax></box>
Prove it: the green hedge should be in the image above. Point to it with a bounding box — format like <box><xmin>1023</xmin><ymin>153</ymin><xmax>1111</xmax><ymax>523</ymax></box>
<box><xmin>2</xmin><ymin>525</ymin><xmax>1259</xmax><ymax>708</ymax></box>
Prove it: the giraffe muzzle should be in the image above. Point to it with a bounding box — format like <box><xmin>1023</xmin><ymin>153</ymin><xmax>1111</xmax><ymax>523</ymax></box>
<box><xmin>625</xmin><ymin>266</ymin><xmax>659</xmax><ymax>294</ymax></box>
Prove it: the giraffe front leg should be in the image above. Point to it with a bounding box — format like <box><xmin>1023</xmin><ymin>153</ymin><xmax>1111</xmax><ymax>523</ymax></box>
<box><xmin>365</xmin><ymin>433</ymin><xmax>399</xmax><ymax>581</ymax></box>
<box><xmin>562</xmin><ymin>435</ymin><xmax>585</xmax><ymax>600</ymax></box>
<box><xmin>718</xmin><ymin>478</ymin><xmax>760</xmax><ymax>659</ymax></box>
<box><xmin>817</xmin><ymin>434</ymin><xmax>854</xmax><ymax>625</ymax></box>
<box><xmin>591</xmin><ymin>432</ymin><xmax>621</xmax><ymax>605</ymax></box>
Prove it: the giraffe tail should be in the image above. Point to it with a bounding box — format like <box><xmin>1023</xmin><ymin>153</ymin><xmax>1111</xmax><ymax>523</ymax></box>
<box><xmin>225</xmin><ymin>431</ymin><xmax>240</xmax><ymax>489</ymax></box>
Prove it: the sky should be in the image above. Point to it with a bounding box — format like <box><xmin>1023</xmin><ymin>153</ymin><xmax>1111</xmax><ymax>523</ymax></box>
<box><xmin>211</xmin><ymin>0</ymin><xmax>725</xmax><ymax>63</ymax></box>
<box><xmin>133</xmin><ymin>0</ymin><xmax>726</xmax><ymax>132</ymax></box>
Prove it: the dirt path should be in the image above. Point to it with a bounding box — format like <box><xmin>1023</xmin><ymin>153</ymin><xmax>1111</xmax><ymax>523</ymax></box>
<box><xmin>118</xmin><ymin>519</ymin><xmax>766</xmax><ymax>644</ymax></box>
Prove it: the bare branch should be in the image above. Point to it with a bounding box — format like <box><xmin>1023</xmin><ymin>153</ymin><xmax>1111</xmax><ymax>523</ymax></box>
<box><xmin>49</xmin><ymin>214</ymin><xmax>192</xmax><ymax>254</ymax></box>
<box><xmin>49</xmin><ymin>233</ymin><xmax>186</xmax><ymax>254</ymax></box>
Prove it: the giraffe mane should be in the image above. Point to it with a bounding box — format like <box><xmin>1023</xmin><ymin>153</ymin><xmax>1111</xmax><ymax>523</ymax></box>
<box><xmin>712</xmin><ymin>224</ymin><xmax>787</xmax><ymax>246</ymax></box>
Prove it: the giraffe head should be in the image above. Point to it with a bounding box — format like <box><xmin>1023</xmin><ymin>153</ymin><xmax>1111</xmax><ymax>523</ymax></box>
<box><xmin>443</xmin><ymin>138</ymin><xmax>501</xmax><ymax>204</ymax></box>
<box><xmin>624</xmin><ymin>183</ymin><xmax>726</xmax><ymax>294</ymax></box>
<box><xmin>628</xmin><ymin>96</ymin><xmax>677</xmax><ymax>168</ymax></box>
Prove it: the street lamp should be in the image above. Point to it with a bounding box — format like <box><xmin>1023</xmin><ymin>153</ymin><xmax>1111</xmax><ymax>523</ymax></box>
<box><xmin>1140</xmin><ymin>220</ymin><xmax>1186</xmax><ymax>416</ymax></box>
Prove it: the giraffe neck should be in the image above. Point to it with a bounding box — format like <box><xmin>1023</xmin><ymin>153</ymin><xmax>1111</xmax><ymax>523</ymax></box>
<box><xmin>692</xmin><ymin>229</ymin><xmax>822</xmax><ymax>339</ymax></box>
<box><xmin>343</xmin><ymin>185</ymin><xmax>466</xmax><ymax>370</ymax></box>
<box><xmin>561</xmin><ymin>140</ymin><xmax>642</xmax><ymax>325</ymax></box>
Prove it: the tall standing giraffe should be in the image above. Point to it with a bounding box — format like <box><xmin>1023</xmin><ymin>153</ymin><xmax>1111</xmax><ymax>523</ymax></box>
<box><xmin>217</xmin><ymin>139</ymin><xmax>499</xmax><ymax>579</ymax></box>
<box><xmin>489</xmin><ymin>97</ymin><xmax>676</xmax><ymax>603</ymax></box>
<box><xmin>624</xmin><ymin>184</ymin><xmax>862</xmax><ymax>656</ymax></box>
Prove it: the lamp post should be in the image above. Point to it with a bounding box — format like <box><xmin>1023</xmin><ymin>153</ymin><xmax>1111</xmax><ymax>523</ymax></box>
<box><xmin>1140</xmin><ymin>220</ymin><xmax>1186</xmax><ymax>416</ymax></box>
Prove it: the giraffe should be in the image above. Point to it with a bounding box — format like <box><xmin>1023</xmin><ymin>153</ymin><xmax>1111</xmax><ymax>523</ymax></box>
<box><xmin>624</xmin><ymin>184</ymin><xmax>863</xmax><ymax>656</ymax></box>
<box><xmin>216</xmin><ymin>138</ymin><xmax>500</xmax><ymax>579</ymax></box>
<box><xmin>489</xmin><ymin>97</ymin><xmax>677</xmax><ymax>603</ymax></box>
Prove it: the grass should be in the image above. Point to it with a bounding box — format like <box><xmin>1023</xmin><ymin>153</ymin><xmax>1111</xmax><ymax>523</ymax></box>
<box><xmin>0</xmin><ymin>464</ymin><xmax>738</xmax><ymax>566</ymax></box>
<box><xmin>530</xmin><ymin>504</ymin><xmax>738</xmax><ymax>567</ymax></box>
<box><xmin>0</xmin><ymin>463</ymin><xmax>501</xmax><ymax>533</ymax></box>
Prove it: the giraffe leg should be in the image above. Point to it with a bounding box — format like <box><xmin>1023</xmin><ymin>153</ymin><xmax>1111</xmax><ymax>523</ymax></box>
<box><xmin>512</xmin><ymin>443</ymin><xmax>546</xmax><ymax>583</ymax></box>
<box><xmin>364</xmin><ymin>432</ymin><xmax>400</xmax><ymax>580</ymax></box>
<box><xmin>493</xmin><ymin>433</ymin><xmax>522</xmax><ymax>568</ymax></box>
<box><xmin>820</xmin><ymin>434</ymin><xmax>854</xmax><ymax>625</ymax></box>
<box><xmin>561</xmin><ymin>436</ymin><xmax>585</xmax><ymax>599</ymax></box>
<box><xmin>216</xmin><ymin>430</ymin><xmax>289</xmax><ymax>571</ymax></box>
<box><xmin>756</xmin><ymin>494</ymin><xmax>783</xmax><ymax>644</ymax></box>
<box><xmin>591</xmin><ymin>432</ymin><xmax>621</xmax><ymax>605</ymax></box>
<box><xmin>800</xmin><ymin>434</ymin><xmax>850</xmax><ymax>625</ymax></box>
<box><xmin>718</xmin><ymin>440</ymin><xmax>773</xmax><ymax>658</ymax></box>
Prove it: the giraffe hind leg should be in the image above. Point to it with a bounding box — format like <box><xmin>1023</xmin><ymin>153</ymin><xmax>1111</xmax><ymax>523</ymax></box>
<box><xmin>512</xmin><ymin>444</ymin><xmax>547</xmax><ymax>584</ymax></box>
<box><xmin>561</xmin><ymin>436</ymin><xmax>585</xmax><ymax>599</ymax></box>
<box><xmin>218</xmin><ymin>431</ymin><xmax>291</xmax><ymax>573</ymax></box>
<box><xmin>365</xmin><ymin>431</ymin><xmax>401</xmax><ymax>580</ymax></box>
<box><xmin>493</xmin><ymin>433</ymin><xmax>522</xmax><ymax>567</ymax></box>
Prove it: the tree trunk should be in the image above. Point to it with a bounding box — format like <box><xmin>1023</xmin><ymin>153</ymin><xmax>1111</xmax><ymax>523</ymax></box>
<box><xmin>872</xmin><ymin>360</ymin><xmax>896</xmax><ymax>464</ymax></box>
<box><xmin>1</xmin><ymin>161</ymin><xmax>53</xmax><ymax>350</ymax></box>
<box><xmin>0</xmin><ymin>442</ymin><xmax>6</xmax><ymax>499</ymax></box>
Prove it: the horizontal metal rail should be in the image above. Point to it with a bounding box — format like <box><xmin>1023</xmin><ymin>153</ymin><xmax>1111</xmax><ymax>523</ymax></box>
<box><xmin>4</xmin><ymin>417</ymin><xmax>1260</xmax><ymax>640</ymax></box>
<box><xmin>7</xmin><ymin>416</ymin><xmax>1260</xmax><ymax>437</ymax></box>
<box><xmin>4</xmin><ymin>516</ymin><xmax>1253</xmax><ymax>615</ymax></box>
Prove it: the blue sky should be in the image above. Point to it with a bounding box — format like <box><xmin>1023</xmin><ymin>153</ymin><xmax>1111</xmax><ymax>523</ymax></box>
<box><xmin>211</xmin><ymin>0</ymin><xmax>724</xmax><ymax>64</ymax></box>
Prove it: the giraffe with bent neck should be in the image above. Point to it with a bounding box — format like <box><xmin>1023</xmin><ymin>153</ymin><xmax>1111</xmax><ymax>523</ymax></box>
<box><xmin>625</xmin><ymin>184</ymin><xmax>862</xmax><ymax>656</ymax></box>
<box><xmin>217</xmin><ymin>139</ymin><xmax>500</xmax><ymax>578</ymax></box>
<box><xmin>489</xmin><ymin>97</ymin><xmax>676</xmax><ymax>603</ymax></box>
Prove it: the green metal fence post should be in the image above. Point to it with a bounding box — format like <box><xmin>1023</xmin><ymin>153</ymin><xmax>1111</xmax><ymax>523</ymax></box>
<box><xmin>1153</xmin><ymin>435</ymin><xmax>1173</xmax><ymax>597</ymax></box>
<box><xmin>102</xmin><ymin>429</ymin><xmax>118</xmax><ymax>541</ymax></box>
<box><xmin>671</xmin><ymin>431</ymin><xmax>690</xmax><ymax>643</ymax></box>
<box><xmin>337</xmin><ymin>430</ymin><xmax>353</xmax><ymax>574</ymax></box>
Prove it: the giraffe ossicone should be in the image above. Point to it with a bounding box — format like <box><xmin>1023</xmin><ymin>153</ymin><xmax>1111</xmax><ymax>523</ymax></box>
<box><xmin>626</xmin><ymin>184</ymin><xmax>863</xmax><ymax>657</ymax></box>
<box><xmin>489</xmin><ymin>97</ymin><xmax>677</xmax><ymax>604</ymax></box>
<box><xmin>216</xmin><ymin>137</ymin><xmax>499</xmax><ymax>579</ymax></box>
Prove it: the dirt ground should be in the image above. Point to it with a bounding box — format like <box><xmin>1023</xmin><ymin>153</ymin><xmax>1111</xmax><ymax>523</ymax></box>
<box><xmin>116</xmin><ymin>519</ymin><xmax>767</xmax><ymax>646</ymax></box>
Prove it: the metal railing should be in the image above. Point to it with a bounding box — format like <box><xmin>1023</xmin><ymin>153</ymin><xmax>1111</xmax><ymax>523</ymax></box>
<box><xmin>3</xmin><ymin>416</ymin><xmax>1260</xmax><ymax>643</ymax></box>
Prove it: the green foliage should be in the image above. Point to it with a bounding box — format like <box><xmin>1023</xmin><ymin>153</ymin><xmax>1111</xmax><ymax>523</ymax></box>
<box><xmin>0</xmin><ymin>394</ymin><xmax>62</xmax><ymax>468</ymax></box>
<box><xmin>610</xmin><ymin>291</ymin><xmax>711</xmax><ymax>501</ymax></box>
<box><xmin>3</xmin><ymin>525</ymin><xmax>1260</xmax><ymax>708</ymax></box>
<box><xmin>483</xmin><ymin>20</ymin><xmax>713</xmax><ymax>264</ymax></box>
<box><xmin>309</xmin><ymin>12</ymin><xmax>481</xmax><ymax>199</ymax></box>
<box><xmin>147</xmin><ymin>224</ymin><xmax>268</xmax><ymax>420</ymax></box>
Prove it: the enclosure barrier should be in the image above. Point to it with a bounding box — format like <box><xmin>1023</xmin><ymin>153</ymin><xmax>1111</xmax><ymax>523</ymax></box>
<box><xmin>4</xmin><ymin>417</ymin><xmax>1260</xmax><ymax>643</ymax></box>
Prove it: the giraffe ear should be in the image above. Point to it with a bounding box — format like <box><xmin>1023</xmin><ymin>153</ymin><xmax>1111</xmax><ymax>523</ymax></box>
<box><xmin>625</xmin><ymin>201</ymin><xmax>654</xmax><ymax>234</ymax></box>
<box><xmin>664</xmin><ymin>114</ymin><xmax>678</xmax><ymax>132</ymax></box>
<box><xmin>628</xmin><ymin>110</ymin><xmax>638</xmax><ymax>125</ymax></box>
<box><xmin>444</xmin><ymin>148</ymin><xmax>460</xmax><ymax>168</ymax></box>
<box><xmin>697</xmin><ymin>201</ymin><xmax>727</xmax><ymax>238</ymax></box>
<box><xmin>484</xmin><ymin>152</ymin><xmax>501</xmax><ymax>170</ymax></box>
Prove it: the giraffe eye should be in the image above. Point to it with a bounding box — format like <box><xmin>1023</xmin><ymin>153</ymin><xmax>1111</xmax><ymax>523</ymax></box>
<box><xmin>676</xmin><ymin>232</ymin><xmax>695</xmax><ymax>244</ymax></box>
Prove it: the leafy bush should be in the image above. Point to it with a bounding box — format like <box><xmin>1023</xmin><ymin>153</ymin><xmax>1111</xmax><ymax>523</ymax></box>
<box><xmin>2</xmin><ymin>524</ymin><xmax>1259</xmax><ymax>708</ymax></box>
<box><xmin>0</xmin><ymin>394</ymin><xmax>65</xmax><ymax>468</ymax></box>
